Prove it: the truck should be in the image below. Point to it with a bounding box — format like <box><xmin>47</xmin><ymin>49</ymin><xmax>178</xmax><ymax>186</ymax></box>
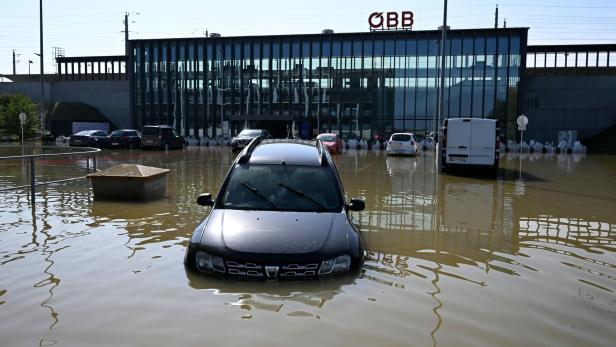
<box><xmin>439</xmin><ymin>118</ymin><xmax>499</xmax><ymax>173</ymax></box>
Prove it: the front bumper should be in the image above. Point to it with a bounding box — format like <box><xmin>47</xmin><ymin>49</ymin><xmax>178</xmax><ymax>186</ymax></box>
<box><xmin>187</xmin><ymin>250</ymin><xmax>353</xmax><ymax>280</ymax></box>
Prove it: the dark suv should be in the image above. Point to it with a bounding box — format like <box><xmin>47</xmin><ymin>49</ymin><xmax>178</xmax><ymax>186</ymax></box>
<box><xmin>184</xmin><ymin>138</ymin><xmax>365</xmax><ymax>279</ymax></box>
<box><xmin>231</xmin><ymin>129</ymin><xmax>272</xmax><ymax>153</ymax></box>
<box><xmin>108</xmin><ymin>129</ymin><xmax>141</xmax><ymax>149</ymax></box>
<box><xmin>141</xmin><ymin>125</ymin><xmax>185</xmax><ymax>150</ymax></box>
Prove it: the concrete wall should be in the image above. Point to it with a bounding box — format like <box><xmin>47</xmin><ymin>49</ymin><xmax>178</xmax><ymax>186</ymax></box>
<box><xmin>524</xmin><ymin>73</ymin><xmax>616</xmax><ymax>143</ymax></box>
<box><xmin>0</xmin><ymin>80</ymin><xmax>131</xmax><ymax>129</ymax></box>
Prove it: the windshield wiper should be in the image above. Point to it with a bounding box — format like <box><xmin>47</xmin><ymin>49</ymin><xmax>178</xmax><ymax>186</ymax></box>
<box><xmin>277</xmin><ymin>182</ymin><xmax>328</xmax><ymax>211</ymax></box>
<box><xmin>240</xmin><ymin>181</ymin><xmax>278</xmax><ymax>210</ymax></box>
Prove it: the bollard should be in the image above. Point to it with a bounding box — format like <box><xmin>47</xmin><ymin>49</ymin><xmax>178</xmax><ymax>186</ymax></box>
<box><xmin>30</xmin><ymin>157</ymin><xmax>35</xmax><ymax>202</ymax></box>
<box><xmin>86</xmin><ymin>157</ymin><xmax>90</xmax><ymax>172</ymax></box>
<box><xmin>93</xmin><ymin>155</ymin><xmax>97</xmax><ymax>172</ymax></box>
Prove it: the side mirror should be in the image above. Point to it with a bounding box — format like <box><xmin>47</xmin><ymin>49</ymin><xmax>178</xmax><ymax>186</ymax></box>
<box><xmin>197</xmin><ymin>193</ymin><xmax>213</xmax><ymax>206</ymax></box>
<box><xmin>347</xmin><ymin>198</ymin><xmax>365</xmax><ymax>211</ymax></box>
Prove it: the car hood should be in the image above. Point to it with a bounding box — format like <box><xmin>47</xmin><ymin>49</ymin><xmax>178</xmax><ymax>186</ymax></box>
<box><xmin>200</xmin><ymin>209</ymin><xmax>350</xmax><ymax>254</ymax></box>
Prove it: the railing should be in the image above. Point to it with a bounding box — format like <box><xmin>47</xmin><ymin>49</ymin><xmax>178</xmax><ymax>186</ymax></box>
<box><xmin>0</xmin><ymin>146</ymin><xmax>101</xmax><ymax>202</ymax></box>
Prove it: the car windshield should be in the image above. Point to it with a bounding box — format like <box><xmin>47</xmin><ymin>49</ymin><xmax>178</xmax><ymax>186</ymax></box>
<box><xmin>110</xmin><ymin>130</ymin><xmax>123</xmax><ymax>136</ymax></box>
<box><xmin>391</xmin><ymin>134</ymin><xmax>412</xmax><ymax>142</ymax></box>
<box><xmin>238</xmin><ymin>130</ymin><xmax>262</xmax><ymax>137</ymax></box>
<box><xmin>142</xmin><ymin>127</ymin><xmax>159</xmax><ymax>135</ymax></box>
<box><xmin>318</xmin><ymin>136</ymin><xmax>337</xmax><ymax>142</ymax></box>
<box><xmin>220</xmin><ymin>164</ymin><xmax>343</xmax><ymax>212</ymax></box>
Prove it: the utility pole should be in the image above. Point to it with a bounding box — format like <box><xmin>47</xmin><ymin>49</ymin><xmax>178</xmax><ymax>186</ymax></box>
<box><xmin>12</xmin><ymin>50</ymin><xmax>21</xmax><ymax>75</ymax></box>
<box><xmin>504</xmin><ymin>18</ymin><xmax>507</xmax><ymax>28</ymax></box>
<box><xmin>39</xmin><ymin>0</ymin><xmax>45</xmax><ymax>134</ymax></box>
<box><xmin>495</xmin><ymin>4</ymin><xmax>499</xmax><ymax>29</ymax></box>
<box><xmin>124</xmin><ymin>12</ymin><xmax>129</xmax><ymax>50</ymax></box>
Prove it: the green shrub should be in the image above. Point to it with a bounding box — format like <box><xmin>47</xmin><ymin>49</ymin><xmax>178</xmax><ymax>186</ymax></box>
<box><xmin>0</xmin><ymin>94</ymin><xmax>39</xmax><ymax>139</ymax></box>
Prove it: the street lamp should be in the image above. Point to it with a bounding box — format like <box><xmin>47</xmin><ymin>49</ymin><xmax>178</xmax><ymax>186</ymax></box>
<box><xmin>38</xmin><ymin>0</ymin><xmax>45</xmax><ymax>135</ymax></box>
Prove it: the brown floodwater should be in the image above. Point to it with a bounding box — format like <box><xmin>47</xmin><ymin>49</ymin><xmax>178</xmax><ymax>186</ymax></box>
<box><xmin>1</xmin><ymin>147</ymin><xmax>615</xmax><ymax>347</ymax></box>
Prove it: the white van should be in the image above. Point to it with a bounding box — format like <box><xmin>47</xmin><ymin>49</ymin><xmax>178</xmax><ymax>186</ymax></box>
<box><xmin>439</xmin><ymin>118</ymin><xmax>499</xmax><ymax>172</ymax></box>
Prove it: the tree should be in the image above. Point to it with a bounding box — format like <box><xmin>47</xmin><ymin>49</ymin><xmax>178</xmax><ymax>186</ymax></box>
<box><xmin>0</xmin><ymin>94</ymin><xmax>39</xmax><ymax>139</ymax></box>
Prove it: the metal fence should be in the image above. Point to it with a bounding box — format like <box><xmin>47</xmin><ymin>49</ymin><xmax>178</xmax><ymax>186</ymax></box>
<box><xmin>0</xmin><ymin>146</ymin><xmax>101</xmax><ymax>202</ymax></box>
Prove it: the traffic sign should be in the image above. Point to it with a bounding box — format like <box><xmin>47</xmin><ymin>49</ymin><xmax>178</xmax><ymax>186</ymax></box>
<box><xmin>19</xmin><ymin>112</ymin><xmax>27</xmax><ymax>125</ymax></box>
<box><xmin>517</xmin><ymin>114</ymin><xmax>528</xmax><ymax>130</ymax></box>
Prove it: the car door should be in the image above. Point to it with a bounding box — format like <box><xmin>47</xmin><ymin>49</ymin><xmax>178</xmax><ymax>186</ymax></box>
<box><xmin>470</xmin><ymin>120</ymin><xmax>496</xmax><ymax>165</ymax></box>
<box><xmin>446</xmin><ymin>119</ymin><xmax>472</xmax><ymax>164</ymax></box>
<box><xmin>94</xmin><ymin>131</ymin><xmax>108</xmax><ymax>147</ymax></box>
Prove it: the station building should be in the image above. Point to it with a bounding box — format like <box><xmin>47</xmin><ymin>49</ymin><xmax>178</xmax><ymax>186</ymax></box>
<box><xmin>128</xmin><ymin>28</ymin><xmax>527</xmax><ymax>139</ymax></box>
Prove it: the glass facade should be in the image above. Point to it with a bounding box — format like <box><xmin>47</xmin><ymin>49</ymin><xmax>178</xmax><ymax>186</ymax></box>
<box><xmin>130</xmin><ymin>28</ymin><xmax>527</xmax><ymax>139</ymax></box>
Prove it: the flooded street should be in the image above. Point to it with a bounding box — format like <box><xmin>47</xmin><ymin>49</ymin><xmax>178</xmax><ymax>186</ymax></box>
<box><xmin>1</xmin><ymin>147</ymin><xmax>615</xmax><ymax>347</ymax></box>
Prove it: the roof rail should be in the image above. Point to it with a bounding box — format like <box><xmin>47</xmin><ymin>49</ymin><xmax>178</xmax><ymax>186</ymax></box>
<box><xmin>237</xmin><ymin>136</ymin><xmax>264</xmax><ymax>163</ymax></box>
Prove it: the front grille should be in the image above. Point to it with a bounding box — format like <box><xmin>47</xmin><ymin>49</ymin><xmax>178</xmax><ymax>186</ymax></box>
<box><xmin>225</xmin><ymin>260</ymin><xmax>319</xmax><ymax>279</ymax></box>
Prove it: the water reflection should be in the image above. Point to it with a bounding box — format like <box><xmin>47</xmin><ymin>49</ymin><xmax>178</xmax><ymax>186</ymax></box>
<box><xmin>1</xmin><ymin>148</ymin><xmax>616</xmax><ymax>346</ymax></box>
<box><xmin>186</xmin><ymin>271</ymin><xmax>357</xmax><ymax>318</ymax></box>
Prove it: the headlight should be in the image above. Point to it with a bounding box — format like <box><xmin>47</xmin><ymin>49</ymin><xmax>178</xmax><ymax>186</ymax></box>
<box><xmin>195</xmin><ymin>251</ymin><xmax>225</xmax><ymax>273</ymax></box>
<box><xmin>318</xmin><ymin>255</ymin><xmax>351</xmax><ymax>275</ymax></box>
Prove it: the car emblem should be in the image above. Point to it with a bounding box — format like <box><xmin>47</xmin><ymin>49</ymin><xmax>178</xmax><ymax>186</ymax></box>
<box><xmin>265</xmin><ymin>266</ymin><xmax>279</xmax><ymax>279</ymax></box>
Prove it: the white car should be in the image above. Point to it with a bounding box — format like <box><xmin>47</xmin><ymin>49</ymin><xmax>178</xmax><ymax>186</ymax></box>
<box><xmin>386</xmin><ymin>133</ymin><xmax>418</xmax><ymax>156</ymax></box>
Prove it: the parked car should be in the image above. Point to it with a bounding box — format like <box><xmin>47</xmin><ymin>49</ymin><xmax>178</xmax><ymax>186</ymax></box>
<box><xmin>386</xmin><ymin>133</ymin><xmax>418</xmax><ymax>156</ymax></box>
<box><xmin>316</xmin><ymin>133</ymin><xmax>343</xmax><ymax>154</ymax></box>
<box><xmin>140</xmin><ymin>125</ymin><xmax>185</xmax><ymax>150</ymax></box>
<box><xmin>184</xmin><ymin>138</ymin><xmax>366</xmax><ymax>280</ymax></box>
<box><xmin>69</xmin><ymin>130</ymin><xmax>109</xmax><ymax>148</ymax></box>
<box><xmin>231</xmin><ymin>129</ymin><xmax>272</xmax><ymax>153</ymax></box>
<box><xmin>108</xmin><ymin>129</ymin><xmax>141</xmax><ymax>149</ymax></box>
<box><xmin>439</xmin><ymin>118</ymin><xmax>499</xmax><ymax>172</ymax></box>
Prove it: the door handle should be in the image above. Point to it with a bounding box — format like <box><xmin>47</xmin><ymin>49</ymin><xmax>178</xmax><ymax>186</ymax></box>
<box><xmin>458</xmin><ymin>146</ymin><xmax>467</xmax><ymax>149</ymax></box>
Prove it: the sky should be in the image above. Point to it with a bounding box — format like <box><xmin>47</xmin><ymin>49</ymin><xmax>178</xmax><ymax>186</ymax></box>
<box><xmin>1</xmin><ymin>0</ymin><xmax>615</xmax><ymax>75</ymax></box>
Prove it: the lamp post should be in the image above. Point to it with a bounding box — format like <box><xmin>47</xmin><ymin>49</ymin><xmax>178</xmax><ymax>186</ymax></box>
<box><xmin>38</xmin><ymin>0</ymin><xmax>45</xmax><ymax>136</ymax></box>
<box><xmin>437</xmin><ymin>0</ymin><xmax>448</xmax><ymax>142</ymax></box>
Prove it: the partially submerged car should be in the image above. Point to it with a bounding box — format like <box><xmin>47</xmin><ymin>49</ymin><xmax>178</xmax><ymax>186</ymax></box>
<box><xmin>185</xmin><ymin>138</ymin><xmax>365</xmax><ymax>279</ymax></box>
<box><xmin>316</xmin><ymin>133</ymin><xmax>342</xmax><ymax>154</ymax></box>
<box><xmin>140</xmin><ymin>125</ymin><xmax>185</xmax><ymax>150</ymax></box>
<box><xmin>108</xmin><ymin>129</ymin><xmax>141</xmax><ymax>149</ymax></box>
<box><xmin>386</xmin><ymin>133</ymin><xmax>418</xmax><ymax>156</ymax></box>
<box><xmin>69</xmin><ymin>130</ymin><xmax>109</xmax><ymax>148</ymax></box>
<box><xmin>231</xmin><ymin>129</ymin><xmax>272</xmax><ymax>153</ymax></box>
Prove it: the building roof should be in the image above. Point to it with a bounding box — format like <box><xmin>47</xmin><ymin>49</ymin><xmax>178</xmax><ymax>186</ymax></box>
<box><xmin>129</xmin><ymin>27</ymin><xmax>529</xmax><ymax>43</ymax></box>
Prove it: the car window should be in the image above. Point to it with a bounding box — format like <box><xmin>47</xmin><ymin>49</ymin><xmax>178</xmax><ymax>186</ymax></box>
<box><xmin>75</xmin><ymin>131</ymin><xmax>92</xmax><ymax>136</ymax></box>
<box><xmin>220</xmin><ymin>164</ymin><xmax>343</xmax><ymax>212</ymax></box>
<box><xmin>171</xmin><ymin>129</ymin><xmax>178</xmax><ymax>136</ymax></box>
<box><xmin>127</xmin><ymin>131</ymin><xmax>138</xmax><ymax>137</ymax></box>
<box><xmin>94</xmin><ymin>131</ymin><xmax>106</xmax><ymax>136</ymax></box>
<box><xmin>110</xmin><ymin>130</ymin><xmax>123</xmax><ymax>136</ymax></box>
<box><xmin>318</xmin><ymin>135</ymin><xmax>337</xmax><ymax>142</ymax></box>
<box><xmin>238</xmin><ymin>130</ymin><xmax>262</xmax><ymax>137</ymax></box>
<box><xmin>142</xmin><ymin>127</ymin><xmax>159</xmax><ymax>135</ymax></box>
<box><xmin>391</xmin><ymin>134</ymin><xmax>411</xmax><ymax>142</ymax></box>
